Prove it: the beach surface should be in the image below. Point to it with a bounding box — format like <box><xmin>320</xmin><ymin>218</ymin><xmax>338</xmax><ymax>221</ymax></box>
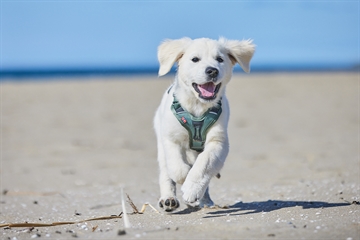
<box><xmin>1</xmin><ymin>72</ymin><xmax>359</xmax><ymax>239</ymax></box>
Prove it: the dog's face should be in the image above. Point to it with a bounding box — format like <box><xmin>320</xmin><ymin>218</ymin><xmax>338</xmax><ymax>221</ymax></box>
<box><xmin>177</xmin><ymin>39</ymin><xmax>233</xmax><ymax>101</ymax></box>
<box><xmin>158</xmin><ymin>37</ymin><xmax>255</xmax><ymax>103</ymax></box>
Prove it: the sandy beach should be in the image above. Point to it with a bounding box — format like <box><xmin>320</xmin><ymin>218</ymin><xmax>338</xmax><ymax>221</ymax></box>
<box><xmin>1</xmin><ymin>72</ymin><xmax>359</xmax><ymax>239</ymax></box>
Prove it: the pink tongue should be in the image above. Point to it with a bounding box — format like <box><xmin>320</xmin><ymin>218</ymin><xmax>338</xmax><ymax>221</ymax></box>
<box><xmin>198</xmin><ymin>82</ymin><xmax>216</xmax><ymax>97</ymax></box>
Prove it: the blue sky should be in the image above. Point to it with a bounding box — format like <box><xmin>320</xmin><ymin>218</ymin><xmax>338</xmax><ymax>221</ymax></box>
<box><xmin>1</xmin><ymin>1</ymin><xmax>359</xmax><ymax>70</ymax></box>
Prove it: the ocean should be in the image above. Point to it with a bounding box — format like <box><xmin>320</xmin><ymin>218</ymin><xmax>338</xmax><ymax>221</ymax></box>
<box><xmin>0</xmin><ymin>63</ymin><xmax>358</xmax><ymax>81</ymax></box>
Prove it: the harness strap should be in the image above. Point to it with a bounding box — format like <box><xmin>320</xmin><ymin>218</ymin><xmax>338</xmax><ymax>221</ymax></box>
<box><xmin>171</xmin><ymin>95</ymin><xmax>222</xmax><ymax>152</ymax></box>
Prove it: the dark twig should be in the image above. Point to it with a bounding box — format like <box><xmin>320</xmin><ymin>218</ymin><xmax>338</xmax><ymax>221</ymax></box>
<box><xmin>126</xmin><ymin>193</ymin><xmax>140</xmax><ymax>214</ymax></box>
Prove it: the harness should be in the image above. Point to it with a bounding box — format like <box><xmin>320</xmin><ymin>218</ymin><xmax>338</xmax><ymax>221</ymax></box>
<box><xmin>170</xmin><ymin>94</ymin><xmax>222</xmax><ymax>152</ymax></box>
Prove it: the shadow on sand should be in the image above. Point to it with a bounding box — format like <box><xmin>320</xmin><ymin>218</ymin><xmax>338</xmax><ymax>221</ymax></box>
<box><xmin>202</xmin><ymin>200</ymin><xmax>353</xmax><ymax>218</ymax></box>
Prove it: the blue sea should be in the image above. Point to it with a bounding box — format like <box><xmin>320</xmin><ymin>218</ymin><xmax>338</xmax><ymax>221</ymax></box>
<box><xmin>1</xmin><ymin>62</ymin><xmax>359</xmax><ymax>81</ymax></box>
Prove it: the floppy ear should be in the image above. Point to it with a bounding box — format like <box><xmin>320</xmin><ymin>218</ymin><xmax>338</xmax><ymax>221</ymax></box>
<box><xmin>220</xmin><ymin>37</ymin><xmax>255</xmax><ymax>73</ymax></box>
<box><xmin>157</xmin><ymin>37</ymin><xmax>192</xmax><ymax>76</ymax></box>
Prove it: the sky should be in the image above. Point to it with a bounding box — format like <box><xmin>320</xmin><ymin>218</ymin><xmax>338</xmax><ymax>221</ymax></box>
<box><xmin>0</xmin><ymin>0</ymin><xmax>359</xmax><ymax>71</ymax></box>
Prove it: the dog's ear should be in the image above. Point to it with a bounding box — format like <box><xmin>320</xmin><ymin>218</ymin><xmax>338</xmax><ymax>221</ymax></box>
<box><xmin>158</xmin><ymin>37</ymin><xmax>192</xmax><ymax>76</ymax></box>
<box><xmin>220</xmin><ymin>37</ymin><xmax>255</xmax><ymax>73</ymax></box>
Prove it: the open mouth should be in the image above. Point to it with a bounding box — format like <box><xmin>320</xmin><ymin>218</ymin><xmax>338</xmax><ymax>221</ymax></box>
<box><xmin>192</xmin><ymin>82</ymin><xmax>221</xmax><ymax>100</ymax></box>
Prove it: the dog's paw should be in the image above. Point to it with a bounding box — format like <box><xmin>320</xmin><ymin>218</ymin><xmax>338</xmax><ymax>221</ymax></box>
<box><xmin>181</xmin><ymin>181</ymin><xmax>206</xmax><ymax>205</ymax></box>
<box><xmin>158</xmin><ymin>197</ymin><xmax>180</xmax><ymax>212</ymax></box>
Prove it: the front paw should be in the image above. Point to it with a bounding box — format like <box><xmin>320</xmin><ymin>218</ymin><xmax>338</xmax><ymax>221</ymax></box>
<box><xmin>158</xmin><ymin>197</ymin><xmax>180</xmax><ymax>212</ymax></box>
<box><xmin>181</xmin><ymin>181</ymin><xmax>206</xmax><ymax>206</ymax></box>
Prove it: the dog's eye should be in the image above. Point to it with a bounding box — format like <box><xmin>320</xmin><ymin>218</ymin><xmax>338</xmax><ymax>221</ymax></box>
<box><xmin>216</xmin><ymin>56</ymin><xmax>224</xmax><ymax>63</ymax></box>
<box><xmin>191</xmin><ymin>57</ymin><xmax>200</xmax><ymax>63</ymax></box>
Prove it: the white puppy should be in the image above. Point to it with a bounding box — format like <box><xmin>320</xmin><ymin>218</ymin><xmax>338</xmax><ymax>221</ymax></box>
<box><xmin>154</xmin><ymin>37</ymin><xmax>255</xmax><ymax>212</ymax></box>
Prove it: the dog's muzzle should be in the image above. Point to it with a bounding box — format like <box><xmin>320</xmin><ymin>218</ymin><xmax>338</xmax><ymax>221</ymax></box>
<box><xmin>192</xmin><ymin>82</ymin><xmax>221</xmax><ymax>100</ymax></box>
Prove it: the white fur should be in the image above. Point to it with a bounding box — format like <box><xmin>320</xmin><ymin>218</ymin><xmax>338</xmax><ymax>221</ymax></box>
<box><xmin>154</xmin><ymin>37</ymin><xmax>255</xmax><ymax>212</ymax></box>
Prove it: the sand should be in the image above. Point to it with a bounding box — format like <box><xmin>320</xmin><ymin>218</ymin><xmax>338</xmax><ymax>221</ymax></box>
<box><xmin>1</xmin><ymin>72</ymin><xmax>359</xmax><ymax>239</ymax></box>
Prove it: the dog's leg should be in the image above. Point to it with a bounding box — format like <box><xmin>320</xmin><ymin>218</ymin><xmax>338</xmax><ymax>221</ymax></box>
<box><xmin>157</xmin><ymin>140</ymin><xmax>189</xmax><ymax>212</ymax></box>
<box><xmin>199</xmin><ymin>187</ymin><xmax>214</xmax><ymax>207</ymax></box>
<box><xmin>158</xmin><ymin>170</ymin><xmax>180</xmax><ymax>212</ymax></box>
<box><xmin>164</xmin><ymin>140</ymin><xmax>192</xmax><ymax>185</ymax></box>
<box><xmin>181</xmin><ymin>141</ymin><xmax>228</xmax><ymax>205</ymax></box>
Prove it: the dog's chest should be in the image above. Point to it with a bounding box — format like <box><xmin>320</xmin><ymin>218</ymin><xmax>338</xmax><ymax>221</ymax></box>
<box><xmin>168</xmin><ymin>123</ymin><xmax>190</xmax><ymax>146</ymax></box>
<box><xmin>171</xmin><ymin>96</ymin><xmax>222</xmax><ymax>152</ymax></box>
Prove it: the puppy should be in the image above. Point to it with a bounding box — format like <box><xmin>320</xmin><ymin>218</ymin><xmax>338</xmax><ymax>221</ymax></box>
<box><xmin>154</xmin><ymin>37</ymin><xmax>255</xmax><ymax>212</ymax></box>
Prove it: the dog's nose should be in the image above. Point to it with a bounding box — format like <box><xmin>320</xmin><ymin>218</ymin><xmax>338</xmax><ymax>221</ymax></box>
<box><xmin>205</xmin><ymin>67</ymin><xmax>219</xmax><ymax>78</ymax></box>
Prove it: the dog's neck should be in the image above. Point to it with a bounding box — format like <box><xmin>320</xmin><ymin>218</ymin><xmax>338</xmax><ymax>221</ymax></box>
<box><xmin>173</xmin><ymin>81</ymin><xmax>223</xmax><ymax>118</ymax></box>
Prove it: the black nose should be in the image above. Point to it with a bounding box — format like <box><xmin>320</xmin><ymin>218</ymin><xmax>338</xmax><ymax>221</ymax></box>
<box><xmin>205</xmin><ymin>67</ymin><xmax>219</xmax><ymax>78</ymax></box>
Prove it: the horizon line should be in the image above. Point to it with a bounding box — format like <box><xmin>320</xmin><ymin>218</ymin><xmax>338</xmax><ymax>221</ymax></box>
<box><xmin>1</xmin><ymin>63</ymin><xmax>359</xmax><ymax>80</ymax></box>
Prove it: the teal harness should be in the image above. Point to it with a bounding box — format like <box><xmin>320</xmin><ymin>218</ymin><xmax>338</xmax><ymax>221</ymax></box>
<box><xmin>171</xmin><ymin>95</ymin><xmax>222</xmax><ymax>152</ymax></box>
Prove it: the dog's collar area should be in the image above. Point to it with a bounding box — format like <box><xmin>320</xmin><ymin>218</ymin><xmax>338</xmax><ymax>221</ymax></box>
<box><xmin>171</xmin><ymin>95</ymin><xmax>222</xmax><ymax>152</ymax></box>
